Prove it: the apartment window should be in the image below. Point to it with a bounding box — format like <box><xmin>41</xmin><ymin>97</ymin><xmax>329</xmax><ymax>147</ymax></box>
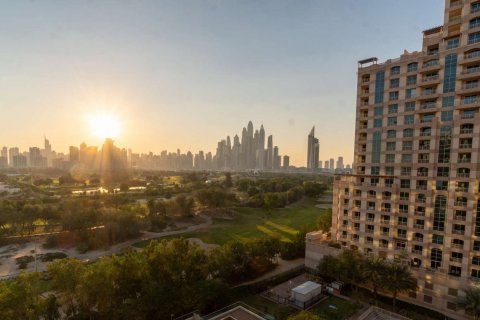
<box><xmin>397</xmin><ymin>229</ymin><xmax>407</xmax><ymax>238</ymax></box>
<box><xmin>473</xmin><ymin>257</ymin><xmax>480</xmax><ymax>265</ymax></box>
<box><xmin>386</xmin><ymin>154</ymin><xmax>395</xmax><ymax>163</ymax></box>
<box><xmin>464</xmin><ymin>95</ymin><xmax>478</xmax><ymax>104</ymax></box>
<box><xmin>402</xmin><ymin>141</ymin><xmax>412</xmax><ymax>151</ymax></box>
<box><xmin>467</xmin><ymin>64</ymin><xmax>480</xmax><ymax>74</ymax></box>
<box><xmin>375</xmin><ymin>71</ymin><xmax>385</xmax><ymax>104</ymax></box>
<box><xmin>447</xmin><ymin>302</ymin><xmax>457</xmax><ymax>311</ymax></box>
<box><xmin>388</xmin><ymin>104</ymin><xmax>398</xmax><ymax>114</ymax></box>
<box><xmin>406</xmin><ymin>75</ymin><xmax>417</xmax><ymax>85</ymax></box>
<box><xmin>469</xmin><ymin>32</ymin><xmax>480</xmax><ymax>45</ymax></box>
<box><xmin>371</xmin><ymin>166</ymin><xmax>380</xmax><ymax>175</ymax></box>
<box><xmin>432</xmin><ymin>234</ymin><xmax>444</xmax><ymax>245</ymax></box>
<box><xmin>437</xmin><ymin>167</ymin><xmax>449</xmax><ymax>177</ymax></box>
<box><xmin>443</xmin><ymin>54</ymin><xmax>457</xmax><ymax>93</ymax></box>
<box><xmin>403</xmin><ymin>128</ymin><xmax>413</xmax><ymax>137</ymax></box>
<box><xmin>401</xmin><ymin>167</ymin><xmax>411</xmax><ymax>176</ymax></box>
<box><xmin>446</xmin><ymin>37</ymin><xmax>459</xmax><ymax>49</ymax></box>
<box><xmin>390</xmin><ymin>78</ymin><xmax>399</xmax><ymax>88</ymax></box>
<box><xmin>405</xmin><ymin>102</ymin><xmax>415</xmax><ymax>111</ymax></box>
<box><xmin>387</xmin><ymin>117</ymin><xmax>397</xmax><ymax>126</ymax></box>
<box><xmin>458</xmin><ymin>167</ymin><xmax>470</xmax><ymax>178</ymax></box>
<box><xmin>387</xmin><ymin>130</ymin><xmax>396</xmax><ymax>138</ymax></box>
<box><xmin>391</xmin><ymin>66</ymin><xmax>400</xmax><ymax>75</ymax></box>
<box><xmin>372</xmin><ymin>131</ymin><xmax>381</xmax><ymax>163</ymax></box>
<box><xmin>436</xmin><ymin>180</ymin><xmax>448</xmax><ymax>191</ymax></box>
<box><xmin>400</xmin><ymin>192</ymin><xmax>409</xmax><ymax>201</ymax></box>
<box><xmin>442</xmin><ymin>96</ymin><xmax>454</xmax><ymax>107</ymax></box>
<box><xmin>386</xmin><ymin>142</ymin><xmax>396</xmax><ymax>151</ymax></box>
<box><xmin>474</xmin><ymin>241</ymin><xmax>480</xmax><ymax>251</ymax></box>
<box><xmin>406</xmin><ymin>88</ymin><xmax>416</xmax><ymax>99</ymax></box>
<box><xmin>398</xmin><ymin>216</ymin><xmax>408</xmax><ymax>225</ymax></box>
<box><xmin>433</xmin><ymin>195</ymin><xmax>446</xmax><ymax>232</ymax></box>
<box><xmin>404</xmin><ymin>115</ymin><xmax>414</xmax><ymax>125</ymax></box>
<box><xmin>401</xmin><ymin>154</ymin><xmax>412</xmax><ymax>163</ymax></box>
<box><xmin>407</xmin><ymin>62</ymin><xmax>418</xmax><ymax>72</ymax></box>
<box><xmin>449</xmin><ymin>265</ymin><xmax>462</xmax><ymax>277</ymax></box>
<box><xmin>441</xmin><ymin>111</ymin><xmax>453</xmax><ymax>122</ymax></box>
<box><xmin>438</xmin><ymin>126</ymin><xmax>451</xmax><ymax>163</ymax></box>
<box><xmin>389</xmin><ymin>91</ymin><xmax>399</xmax><ymax>101</ymax></box>
<box><xmin>472</xmin><ymin>269</ymin><xmax>480</xmax><ymax>279</ymax></box>
<box><xmin>453</xmin><ymin>224</ymin><xmax>465</xmax><ymax>235</ymax></box>
<box><xmin>471</xmin><ymin>17</ymin><xmax>480</xmax><ymax>29</ymax></box>
<box><xmin>431</xmin><ymin>248</ymin><xmax>442</xmax><ymax>269</ymax></box>
<box><xmin>385</xmin><ymin>166</ymin><xmax>394</xmax><ymax>175</ymax></box>
<box><xmin>374</xmin><ymin>106</ymin><xmax>383</xmax><ymax>116</ymax></box>
<box><xmin>424</xmin><ymin>295</ymin><xmax>433</xmax><ymax>304</ymax></box>
<box><xmin>400</xmin><ymin>179</ymin><xmax>410</xmax><ymax>188</ymax></box>
<box><xmin>448</xmin><ymin>288</ymin><xmax>458</xmax><ymax>297</ymax></box>
<box><xmin>373</xmin><ymin>119</ymin><xmax>382</xmax><ymax>128</ymax></box>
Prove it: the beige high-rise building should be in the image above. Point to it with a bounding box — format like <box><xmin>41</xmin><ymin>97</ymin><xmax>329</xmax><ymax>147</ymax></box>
<box><xmin>306</xmin><ymin>1</ymin><xmax>480</xmax><ymax>319</ymax></box>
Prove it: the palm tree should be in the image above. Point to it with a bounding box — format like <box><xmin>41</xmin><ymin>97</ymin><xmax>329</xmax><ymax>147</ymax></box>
<box><xmin>363</xmin><ymin>256</ymin><xmax>387</xmax><ymax>303</ymax></box>
<box><xmin>457</xmin><ymin>287</ymin><xmax>480</xmax><ymax>320</ymax></box>
<box><xmin>382</xmin><ymin>263</ymin><xmax>417</xmax><ymax>310</ymax></box>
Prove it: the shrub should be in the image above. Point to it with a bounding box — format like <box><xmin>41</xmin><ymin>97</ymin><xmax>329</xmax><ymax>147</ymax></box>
<box><xmin>16</xmin><ymin>255</ymin><xmax>34</xmax><ymax>269</ymax></box>
<box><xmin>39</xmin><ymin>252</ymin><xmax>68</xmax><ymax>262</ymax></box>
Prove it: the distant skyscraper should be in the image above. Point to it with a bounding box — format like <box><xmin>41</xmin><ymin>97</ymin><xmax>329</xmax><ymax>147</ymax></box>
<box><xmin>267</xmin><ymin>135</ymin><xmax>273</xmax><ymax>171</ymax></box>
<box><xmin>307</xmin><ymin>126</ymin><xmax>319</xmax><ymax>170</ymax></box>
<box><xmin>329</xmin><ymin>158</ymin><xmax>334</xmax><ymax>171</ymax></box>
<box><xmin>336</xmin><ymin>156</ymin><xmax>344</xmax><ymax>170</ymax></box>
<box><xmin>273</xmin><ymin>146</ymin><xmax>280</xmax><ymax>171</ymax></box>
<box><xmin>29</xmin><ymin>147</ymin><xmax>46</xmax><ymax>167</ymax></box>
<box><xmin>8</xmin><ymin>147</ymin><xmax>19</xmax><ymax>167</ymax></box>
<box><xmin>324</xmin><ymin>160</ymin><xmax>329</xmax><ymax>170</ymax></box>
<box><xmin>69</xmin><ymin>146</ymin><xmax>80</xmax><ymax>162</ymax></box>
<box><xmin>283</xmin><ymin>155</ymin><xmax>289</xmax><ymax>170</ymax></box>
<box><xmin>256</xmin><ymin>125</ymin><xmax>265</xmax><ymax>170</ymax></box>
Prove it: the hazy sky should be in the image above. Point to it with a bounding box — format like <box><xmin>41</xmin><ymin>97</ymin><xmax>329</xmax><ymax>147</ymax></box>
<box><xmin>1</xmin><ymin>0</ymin><xmax>443</xmax><ymax>166</ymax></box>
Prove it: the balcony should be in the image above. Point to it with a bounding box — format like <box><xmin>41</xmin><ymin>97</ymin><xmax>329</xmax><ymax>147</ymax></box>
<box><xmin>415</xmin><ymin>211</ymin><xmax>425</xmax><ymax>217</ymax></box>
<box><xmin>455</xmin><ymin>201</ymin><xmax>468</xmax><ymax>207</ymax></box>
<box><xmin>414</xmin><ymin>224</ymin><xmax>424</xmax><ymax>229</ymax></box>
<box><xmin>454</xmin><ymin>215</ymin><xmax>467</xmax><ymax>221</ymax></box>
<box><xmin>412</xmin><ymin>249</ymin><xmax>422</xmax><ymax>255</ymax></box>
<box><xmin>457</xmin><ymin>172</ymin><xmax>470</xmax><ymax>178</ymax></box>
<box><xmin>450</xmin><ymin>257</ymin><xmax>463</xmax><ymax>263</ymax></box>
<box><xmin>420</xmin><ymin>102</ymin><xmax>437</xmax><ymax>110</ymax></box>
<box><xmin>413</xmin><ymin>237</ymin><xmax>423</xmax><ymax>242</ymax></box>
<box><xmin>380</xmin><ymin>220</ymin><xmax>390</xmax><ymax>225</ymax></box>
<box><xmin>459</xmin><ymin>68</ymin><xmax>480</xmax><ymax>80</ymax></box>
<box><xmin>460</xmin><ymin>128</ymin><xmax>474</xmax><ymax>134</ymax></box>
<box><xmin>452</xmin><ymin>229</ymin><xmax>465</xmax><ymax>235</ymax></box>
<box><xmin>451</xmin><ymin>243</ymin><xmax>464</xmax><ymax>249</ymax></box>
<box><xmin>460</xmin><ymin>143</ymin><xmax>473</xmax><ymax>149</ymax></box>
<box><xmin>456</xmin><ymin>187</ymin><xmax>469</xmax><ymax>192</ymax></box>
<box><xmin>421</xmin><ymin>61</ymin><xmax>441</xmax><ymax>72</ymax></box>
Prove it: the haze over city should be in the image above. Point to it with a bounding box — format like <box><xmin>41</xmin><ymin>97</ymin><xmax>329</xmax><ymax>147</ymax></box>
<box><xmin>1</xmin><ymin>0</ymin><xmax>443</xmax><ymax>166</ymax></box>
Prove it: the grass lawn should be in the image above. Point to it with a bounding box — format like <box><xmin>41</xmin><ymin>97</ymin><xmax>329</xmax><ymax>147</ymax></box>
<box><xmin>312</xmin><ymin>296</ymin><xmax>361</xmax><ymax>320</ymax></box>
<box><xmin>134</xmin><ymin>197</ymin><xmax>328</xmax><ymax>247</ymax></box>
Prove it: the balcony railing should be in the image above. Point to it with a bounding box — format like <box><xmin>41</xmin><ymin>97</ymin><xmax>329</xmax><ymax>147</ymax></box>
<box><xmin>460</xmin><ymin>128</ymin><xmax>474</xmax><ymax>134</ymax></box>
<box><xmin>452</xmin><ymin>229</ymin><xmax>465</xmax><ymax>235</ymax></box>
<box><xmin>413</xmin><ymin>237</ymin><xmax>423</xmax><ymax>242</ymax></box>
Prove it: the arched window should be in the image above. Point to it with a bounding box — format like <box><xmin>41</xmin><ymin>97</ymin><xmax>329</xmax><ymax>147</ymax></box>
<box><xmin>403</xmin><ymin>128</ymin><xmax>413</xmax><ymax>138</ymax></box>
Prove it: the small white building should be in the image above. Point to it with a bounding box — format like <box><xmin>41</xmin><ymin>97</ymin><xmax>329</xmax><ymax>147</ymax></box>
<box><xmin>290</xmin><ymin>281</ymin><xmax>322</xmax><ymax>309</ymax></box>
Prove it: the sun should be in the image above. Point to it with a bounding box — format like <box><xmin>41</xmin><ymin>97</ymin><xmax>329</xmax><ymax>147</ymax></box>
<box><xmin>87</xmin><ymin>113</ymin><xmax>121</xmax><ymax>139</ymax></box>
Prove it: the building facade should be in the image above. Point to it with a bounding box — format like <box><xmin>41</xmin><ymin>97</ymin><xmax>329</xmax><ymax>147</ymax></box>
<box><xmin>309</xmin><ymin>1</ymin><xmax>480</xmax><ymax>319</ymax></box>
<box><xmin>307</xmin><ymin>126</ymin><xmax>320</xmax><ymax>170</ymax></box>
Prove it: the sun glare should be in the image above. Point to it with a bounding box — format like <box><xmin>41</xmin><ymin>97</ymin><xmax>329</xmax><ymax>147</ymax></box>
<box><xmin>87</xmin><ymin>113</ymin><xmax>121</xmax><ymax>139</ymax></box>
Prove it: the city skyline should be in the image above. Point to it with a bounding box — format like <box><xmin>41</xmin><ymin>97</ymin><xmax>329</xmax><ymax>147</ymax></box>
<box><xmin>0</xmin><ymin>0</ymin><xmax>443</xmax><ymax>166</ymax></box>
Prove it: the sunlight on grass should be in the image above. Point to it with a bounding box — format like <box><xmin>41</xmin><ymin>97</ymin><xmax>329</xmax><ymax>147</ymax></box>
<box><xmin>256</xmin><ymin>225</ymin><xmax>291</xmax><ymax>242</ymax></box>
<box><xmin>264</xmin><ymin>220</ymin><xmax>298</xmax><ymax>235</ymax></box>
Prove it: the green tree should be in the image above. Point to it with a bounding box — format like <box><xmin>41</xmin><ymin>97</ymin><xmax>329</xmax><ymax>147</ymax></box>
<box><xmin>224</xmin><ymin>172</ymin><xmax>233</xmax><ymax>188</ymax></box>
<box><xmin>363</xmin><ymin>256</ymin><xmax>387</xmax><ymax>303</ymax></box>
<box><xmin>382</xmin><ymin>263</ymin><xmax>417</xmax><ymax>310</ymax></box>
<box><xmin>0</xmin><ymin>272</ymin><xmax>44</xmax><ymax>320</ymax></box>
<box><xmin>457</xmin><ymin>287</ymin><xmax>480</xmax><ymax>320</ymax></box>
<box><xmin>316</xmin><ymin>209</ymin><xmax>332</xmax><ymax>232</ymax></box>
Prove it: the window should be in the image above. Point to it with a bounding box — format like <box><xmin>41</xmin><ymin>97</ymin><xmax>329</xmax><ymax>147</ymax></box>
<box><xmin>471</xmin><ymin>17</ymin><xmax>480</xmax><ymax>29</ymax></box>
<box><xmin>386</xmin><ymin>154</ymin><xmax>395</xmax><ymax>163</ymax></box>
<box><xmin>436</xmin><ymin>180</ymin><xmax>448</xmax><ymax>191</ymax></box>
<box><xmin>371</xmin><ymin>166</ymin><xmax>380</xmax><ymax>175</ymax></box>
<box><xmin>448</xmin><ymin>288</ymin><xmax>458</xmax><ymax>297</ymax></box>
<box><xmin>388</xmin><ymin>104</ymin><xmax>398</xmax><ymax>114</ymax></box>
<box><xmin>402</xmin><ymin>141</ymin><xmax>412</xmax><ymax>150</ymax></box>
<box><xmin>444</xmin><ymin>54</ymin><xmax>457</xmax><ymax>93</ymax></box>
<box><xmin>442</xmin><ymin>96</ymin><xmax>454</xmax><ymax>107</ymax></box>
<box><xmin>389</xmin><ymin>91</ymin><xmax>399</xmax><ymax>101</ymax></box>
<box><xmin>374</xmin><ymin>106</ymin><xmax>383</xmax><ymax>116</ymax></box>
<box><xmin>406</xmin><ymin>88</ymin><xmax>416</xmax><ymax>99</ymax></box>
<box><xmin>447</xmin><ymin>302</ymin><xmax>457</xmax><ymax>311</ymax></box>
<box><xmin>432</xmin><ymin>234</ymin><xmax>444</xmax><ymax>244</ymax></box>
<box><xmin>407</xmin><ymin>62</ymin><xmax>418</xmax><ymax>72</ymax></box>
<box><xmin>472</xmin><ymin>269</ymin><xmax>480</xmax><ymax>279</ymax></box>
<box><xmin>433</xmin><ymin>196</ymin><xmax>446</xmax><ymax>231</ymax></box>
<box><xmin>424</xmin><ymin>295</ymin><xmax>432</xmax><ymax>304</ymax></box>
<box><xmin>391</xmin><ymin>66</ymin><xmax>400</xmax><ymax>75</ymax></box>
<box><xmin>441</xmin><ymin>111</ymin><xmax>453</xmax><ymax>121</ymax></box>
<box><xmin>474</xmin><ymin>240</ymin><xmax>480</xmax><ymax>251</ymax></box>
<box><xmin>438</xmin><ymin>126</ymin><xmax>451</xmax><ymax>163</ymax></box>
<box><xmin>373</xmin><ymin>119</ymin><xmax>382</xmax><ymax>128</ymax></box>
<box><xmin>398</xmin><ymin>216</ymin><xmax>407</xmax><ymax>225</ymax></box>
<box><xmin>385</xmin><ymin>166</ymin><xmax>394</xmax><ymax>175</ymax></box>
<box><xmin>449</xmin><ymin>265</ymin><xmax>462</xmax><ymax>277</ymax></box>
<box><xmin>473</xmin><ymin>256</ymin><xmax>480</xmax><ymax>265</ymax></box>
<box><xmin>447</xmin><ymin>37</ymin><xmax>459</xmax><ymax>49</ymax></box>
<box><xmin>375</xmin><ymin>71</ymin><xmax>385</xmax><ymax>104</ymax></box>
<box><xmin>390</xmin><ymin>78</ymin><xmax>399</xmax><ymax>88</ymax></box>
<box><xmin>405</xmin><ymin>102</ymin><xmax>415</xmax><ymax>111</ymax></box>
<box><xmin>407</xmin><ymin>75</ymin><xmax>417</xmax><ymax>85</ymax></box>
<box><xmin>464</xmin><ymin>95</ymin><xmax>478</xmax><ymax>104</ymax></box>
<box><xmin>403</xmin><ymin>128</ymin><xmax>413</xmax><ymax>137</ymax></box>
<box><xmin>372</xmin><ymin>131</ymin><xmax>381</xmax><ymax>163</ymax></box>
<box><xmin>400</xmin><ymin>191</ymin><xmax>409</xmax><ymax>201</ymax></box>
<box><xmin>401</xmin><ymin>167</ymin><xmax>411</xmax><ymax>176</ymax></box>
<box><xmin>469</xmin><ymin>32</ymin><xmax>480</xmax><ymax>45</ymax></box>
<box><xmin>473</xmin><ymin>1</ymin><xmax>480</xmax><ymax>14</ymax></box>
<box><xmin>404</xmin><ymin>115</ymin><xmax>414</xmax><ymax>125</ymax></box>
<box><xmin>386</xmin><ymin>142</ymin><xmax>396</xmax><ymax>151</ymax></box>
<box><xmin>387</xmin><ymin>130</ymin><xmax>396</xmax><ymax>138</ymax></box>
<box><xmin>400</xmin><ymin>179</ymin><xmax>410</xmax><ymax>188</ymax></box>
<box><xmin>401</xmin><ymin>154</ymin><xmax>412</xmax><ymax>163</ymax></box>
<box><xmin>431</xmin><ymin>248</ymin><xmax>442</xmax><ymax>268</ymax></box>
<box><xmin>397</xmin><ymin>229</ymin><xmax>407</xmax><ymax>238</ymax></box>
<box><xmin>387</xmin><ymin>117</ymin><xmax>397</xmax><ymax>126</ymax></box>
<box><xmin>437</xmin><ymin>167</ymin><xmax>449</xmax><ymax>177</ymax></box>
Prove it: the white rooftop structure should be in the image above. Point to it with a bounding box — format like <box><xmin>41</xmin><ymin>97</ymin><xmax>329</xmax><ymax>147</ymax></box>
<box><xmin>291</xmin><ymin>281</ymin><xmax>321</xmax><ymax>295</ymax></box>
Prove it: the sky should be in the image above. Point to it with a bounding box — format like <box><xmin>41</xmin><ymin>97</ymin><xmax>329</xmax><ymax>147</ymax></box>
<box><xmin>0</xmin><ymin>0</ymin><xmax>444</xmax><ymax>167</ymax></box>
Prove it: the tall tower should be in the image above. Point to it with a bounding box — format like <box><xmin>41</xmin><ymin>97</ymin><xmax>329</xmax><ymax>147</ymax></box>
<box><xmin>267</xmin><ymin>135</ymin><xmax>273</xmax><ymax>171</ymax></box>
<box><xmin>257</xmin><ymin>124</ymin><xmax>266</xmax><ymax>170</ymax></box>
<box><xmin>306</xmin><ymin>2</ymin><xmax>480</xmax><ymax>319</ymax></box>
<box><xmin>307</xmin><ymin>126</ymin><xmax>320</xmax><ymax>170</ymax></box>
